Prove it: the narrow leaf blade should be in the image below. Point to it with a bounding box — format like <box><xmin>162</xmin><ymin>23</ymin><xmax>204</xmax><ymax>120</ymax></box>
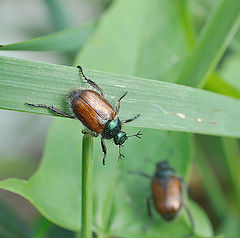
<box><xmin>0</xmin><ymin>55</ymin><xmax>240</xmax><ymax>137</ymax></box>
<box><xmin>0</xmin><ymin>23</ymin><xmax>95</xmax><ymax>52</ymax></box>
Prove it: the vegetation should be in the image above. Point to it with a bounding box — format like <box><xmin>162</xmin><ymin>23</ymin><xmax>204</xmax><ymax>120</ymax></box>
<box><xmin>0</xmin><ymin>0</ymin><xmax>239</xmax><ymax>237</ymax></box>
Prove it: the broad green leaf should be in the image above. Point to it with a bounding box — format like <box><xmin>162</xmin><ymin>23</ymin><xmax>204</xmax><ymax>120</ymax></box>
<box><xmin>1</xmin><ymin>55</ymin><xmax>240</xmax><ymax>138</ymax></box>
<box><xmin>177</xmin><ymin>0</ymin><xmax>240</xmax><ymax>87</ymax></box>
<box><xmin>0</xmin><ymin>119</ymin><xmax>215</xmax><ymax>237</ymax></box>
<box><xmin>0</xmin><ymin>119</ymin><xmax>82</xmax><ymax>230</ymax></box>
<box><xmin>0</xmin><ymin>22</ymin><xmax>95</xmax><ymax>52</ymax></box>
<box><xmin>75</xmin><ymin>0</ymin><xmax>189</xmax><ymax>80</ymax></box>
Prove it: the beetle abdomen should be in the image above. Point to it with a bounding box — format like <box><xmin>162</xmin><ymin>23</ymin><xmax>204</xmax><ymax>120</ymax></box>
<box><xmin>69</xmin><ymin>89</ymin><xmax>116</xmax><ymax>133</ymax></box>
<box><xmin>152</xmin><ymin>176</ymin><xmax>182</xmax><ymax>220</ymax></box>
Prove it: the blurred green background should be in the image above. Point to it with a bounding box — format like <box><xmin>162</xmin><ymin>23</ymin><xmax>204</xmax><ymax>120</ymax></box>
<box><xmin>0</xmin><ymin>0</ymin><xmax>239</xmax><ymax>237</ymax></box>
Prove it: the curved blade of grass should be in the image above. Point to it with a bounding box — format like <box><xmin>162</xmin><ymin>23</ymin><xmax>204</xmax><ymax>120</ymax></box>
<box><xmin>0</xmin><ymin>22</ymin><xmax>95</xmax><ymax>52</ymax></box>
<box><xmin>177</xmin><ymin>0</ymin><xmax>240</xmax><ymax>87</ymax></box>
<box><xmin>174</xmin><ymin>0</ymin><xmax>196</xmax><ymax>52</ymax></box>
<box><xmin>44</xmin><ymin>0</ymin><xmax>71</xmax><ymax>31</ymax></box>
<box><xmin>0</xmin><ymin>55</ymin><xmax>240</xmax><ymax>137</ymax></box>
<box><xmin>204</xmin><ymin>72</ymin><xmax>240</xmax><ymax>99</ymax></box>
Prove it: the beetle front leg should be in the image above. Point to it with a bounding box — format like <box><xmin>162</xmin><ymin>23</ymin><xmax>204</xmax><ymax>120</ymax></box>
<box><xmin>118</xmin><ymin>145</ymin><xmax>125</xmax><ymax>161</ymax></box>
<box><xmin>101</xmin><ymin>137</ymin><xmax>107</xmax><ymax>165</ymax></box>
<box><xmin>122</xmin><ymin>114</ymin><xmax>140</xmax><ymax>124</ymax></box>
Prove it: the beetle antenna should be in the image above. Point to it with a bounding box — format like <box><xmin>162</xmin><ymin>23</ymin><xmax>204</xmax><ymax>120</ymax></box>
<box><xmin>127</xmin><ymin>130</ymin><xmax>143</xmax><ymax>139</ymax></box>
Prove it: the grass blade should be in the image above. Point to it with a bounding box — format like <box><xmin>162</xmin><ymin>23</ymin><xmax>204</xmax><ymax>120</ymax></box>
<box><xmin>177</xmin><ymin>0</ymin><xmax>240</xmax><ymax>87</ymax></box>
<box><xmin>0</xmin><ymin>22</ymin><xmax>95</xmax><ymax>52</ymax></box>
<box><xmin>44</xmin><ymin>0</ymin><xmax>71</xmax><ymax>30</ymax></box>
<box><xmin>81</xmin><ymin>134</ymin><xmax>93</xmax><ymax>238</ymax></box>
<box><xmin>0</xmin><ymin>55</ymin><xmax>240</xmax><ymax>137</ymax></box>
<box><xmin>204</xmin><ymin>72</ymin><xmax>240</xmax><ymax>99</ymax></box>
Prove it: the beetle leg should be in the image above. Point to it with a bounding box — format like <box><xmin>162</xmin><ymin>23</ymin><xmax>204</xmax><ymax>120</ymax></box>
<box><xmin>183</xmin><ymin>204</ymin><xmax>194</xmax><ymax>238</ymax></box>
<box><xmin>26</xmin><ymin>103</ymin><xmax>75</xmax><ymax>119</ymax></box>
<box><xmin>115</xmin><ymin>91</ymin><xmax>128</xmax><ymax>114</ymax></box>
<box><xmin>101</xmin><ymin>137</ymin><xmax>107</xmax><ymax>165</ymax></box>
<box><xmin>122</xmin><ymin>114</ymin><xmax>140</xmax><ymax>124</ymax></box>
<box><xmin>129</xmin><ymin>170</ymin><xmax>151</xmax><ymax>179</ymax></box>
<box><xmin>143</xmin><ymin>193</ymin><xmax>153</xmax><ymax>231</ymax></box>
<box><xmin>127</xmin><ymin>130</ymin><xmax>143</xmax><ymax>139</ymax></box>
<box><xmin>146</xmin><ymin>194</ymin><xmax>153</xmax><ymax>218</ymax></box>
<box><xmin>82</xmin><ymin>130</ymin><xmax>99</xmax><ymax>137</ymax></box>
<box><xmin>118</xmin><ymin>145</ymin><xmax>125</xmax><ymax>161</ymax></box>
<box><xmin>77</xmin><ymin>65</ymin><xmax>104</xmax><ymax>97</ymax></box>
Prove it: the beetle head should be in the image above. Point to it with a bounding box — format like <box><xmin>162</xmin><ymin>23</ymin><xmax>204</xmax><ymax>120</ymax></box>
<box><xmin>114</xmin><ymin>131</ymin><xmax>127</xmax><ymax>145</ymax></box>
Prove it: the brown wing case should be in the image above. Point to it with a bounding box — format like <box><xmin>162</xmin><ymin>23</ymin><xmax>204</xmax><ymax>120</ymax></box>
<box><xmin>152</xmin><ymin>176</ymin><xmax>182</xmax><ymax>220</ymax></box>
<box><xmin>73</xmin><ymin>90</ymin><xmax>116</xmax><ymax>133</ymax></box>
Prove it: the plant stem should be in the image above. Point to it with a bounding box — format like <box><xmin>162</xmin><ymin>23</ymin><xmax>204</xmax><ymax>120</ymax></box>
<box><xmin>82</xmin><ymin>134</ymin><xmax>93</xmax><ymax>238</ymax></box>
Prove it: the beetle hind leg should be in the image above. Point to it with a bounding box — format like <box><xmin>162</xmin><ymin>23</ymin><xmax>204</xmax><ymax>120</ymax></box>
<box><xmin>26</xmin><ymin>103</ymin><xmax>75</xmax><ymax>119</ymax></box>
<box><xmin>146</xmin><ymin>194</ymin><xmax>153</xmax><ymax>218</ymax></box>
<box><xmin>77</xmin><ymin>65</ymin><xmax>104</xmax><ymax>97</ymax></box>
<box><xmin>143</xmin><ymin>194</ymin><xmax>153</xmax><ymax>231</ymax></box>
<box><xmin>116</xmin><ymin>91</ymin><xmax>128</xmax><ymax>114</ymax></box>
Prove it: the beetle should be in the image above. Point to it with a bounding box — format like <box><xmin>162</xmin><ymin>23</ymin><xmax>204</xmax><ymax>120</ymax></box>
<box><xmin>131</xmin><ymin>161</ymin><xmax>194</xmax><ymax>236</ymax></box>
<box><xmin>26</xmin><ymin>65</ymin><xmax>142</xmax><ymax>165</ymax></box>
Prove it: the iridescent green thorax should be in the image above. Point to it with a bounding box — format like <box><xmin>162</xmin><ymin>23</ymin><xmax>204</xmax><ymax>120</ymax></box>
<box><xmin>102</xmin><ymin>118</ymin><xmax>122</xmax><ymax>139</ymax></box>
<box><xmin>155</xmin><ymin>161</ymin><xmax>175</xmax><ymax>178</ymax></box>
<box><xmin>108</xmin><ymin>118</ymin><xmax>119</xmax><ymax>131</ymax></box>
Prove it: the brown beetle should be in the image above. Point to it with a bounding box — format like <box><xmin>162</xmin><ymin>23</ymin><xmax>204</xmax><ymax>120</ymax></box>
<box><xmin>27</xmin><ymin>66</ymin><xmax>142</xmax><ymax>165</ymax></box>
<box><xmin>132</xmin><ymin>161</ymin><xmax>194</xmax><ymax>236</ymax></box>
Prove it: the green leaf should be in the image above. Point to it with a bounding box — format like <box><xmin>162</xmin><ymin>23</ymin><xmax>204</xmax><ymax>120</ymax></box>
<box><xmin>195</xmin><ymin>140</ymin><xmax>229</xmax><ymax>219</ymax></box>
<box><xmin>204</xmin><ymin>72</ymin><xmax>240</xmax><ymax>99</ymax></box>
<box><xmin>44</xmin><ymin>0</ymin><xmax>71</xmax><ymax>31</ymax></box>
<box><xmin>75</xmin><ymin>0</ymin><xmax>189</xmax><ymax>79</ymax></box>
<box><xmin>177</xmin><ymin>0</ymin><xmax>240</xmax><ymax>87</ymax></box>
<box><xmin>0</xmin><ymin>22</ymin><xmax>95</xmax><ymax>52</ymax></box>
<box><xmin>1</xmin><ymin>55</ymin><xmax>240</xmax><ymax>138</ymax></box>
<box><xmin>0</xmin><ymin>119</ymin><xmax>82</xmax><ymax>230</ymax></box>
<box><xmin>0</xmin><ymin>119</ymin><xmax>215</xmax><ymax>237</ymax></box>
<box><xmin>219</xmin><ymin>53</ymin><xmax>240</xmax><ymax>91</ymax></box>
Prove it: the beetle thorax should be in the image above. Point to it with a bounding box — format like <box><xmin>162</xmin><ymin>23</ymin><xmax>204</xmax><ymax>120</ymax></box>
<box><xmin>102</xmin><ymin>117</ymin><xmax>122</xmax><ymax>139</ymax></box>
<box><xmin>155</xmin><ymin>167</ymin><xmax>175</xmax><ymax>178</ymax></box>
